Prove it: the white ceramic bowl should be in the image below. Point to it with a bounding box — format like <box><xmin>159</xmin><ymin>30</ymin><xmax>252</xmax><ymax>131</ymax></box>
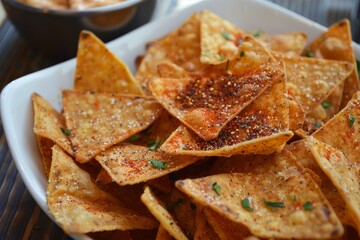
<box><xmin>1</xmin><ymin>0</ymin><xmax>360</xmax><ymax>239</ymax></box>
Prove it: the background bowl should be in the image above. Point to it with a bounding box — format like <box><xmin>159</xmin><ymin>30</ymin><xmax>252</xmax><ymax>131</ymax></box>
<box><xmin>1</xmin><ymin>0</ymin><xmax>157</xmax><ymax>60</ymax></box>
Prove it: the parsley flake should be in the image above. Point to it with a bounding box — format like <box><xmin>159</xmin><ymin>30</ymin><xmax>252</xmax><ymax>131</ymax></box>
<box><xmin>349</xmin><ymin>114</ymin><xmax>355</xmax><ymax>127</ymax></box>
<box><xmin>356</xmin><ymin>60</ymin><xmax>360</xmax><ymax>75</ymax></box>
<box><xmin>303</xmin><ymin>201</ymin><xmax>314</xmax><ymax>211</ymax></box>
<box><xmin>321</xmin><ymin>101</ymin><xmax>332</xmax><ymax>109</ymax></box>
<box><xmin>240</xmin><ymin>51</ymin><xmax>245</xmax><ymax>57</ymax></box>
<box><xmin>212</xmin><ymin>182</ymin><xmax>221</xmax><ymax>196</ymax></box>
<box><xmin>304</xmin><ymin>52</ymin><xmax>313</xmax><ymax>58</ymax></box>
<box><xmin>293</xmin><ymin>195</ymin><xmax>297</xmax><ymax>201</ymax></box>
<box><xmin>221</xmin><ymin>31</ymin><xmax>231</xmax><ymax>40</ymax></box>
<box><xmin>217</xmin><ymin>53</ymin><xmax>225</xmax><ymax>61</ymax></box>
<box><xmin>150</xmin><ymin>159</ymin><xmax>167</xmax><ymax>170</ymax></box>
<box><xmin>313</xmin><ymin>122</ymin><xmax>321</xmax><ymax>128</ymax></box>
<box><xmin>190</xmin><ymin>203</ymin><xmax>197</xmax><ymax>210</ymax></box>
<box><xmin>128</xmin><ymin>134</ymin><xmax>140</xmax><ymax>141</ymax></box>
<box><xmin>147</xmin><ymin>137</ymin><xmax>161</xmax><ymax>150</ymax></box>
<box><xmin>241</xmin><ymin>198</ymin><xmax>254</xmax><ymax>211</ymax></box>
<box><xmin>60</xmin><ymin>127</ymin><xmax>72</xmax><ymax>136</ymax></box>
<box><xmin>263</xmin><ymin>199</ymin><xmax>285</xmax><ymax>208</ymax></box>
<box><xmin>252</xmin><ymin>29</ymin><xmax>263</xmax><ymax>38</ymax></box>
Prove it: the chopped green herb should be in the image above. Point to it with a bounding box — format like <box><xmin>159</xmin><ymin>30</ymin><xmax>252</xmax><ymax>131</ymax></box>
<box><xmin>217</xmin><ymin>53</ymin><xmax>225</xmax><ymax>61</ymax></box>
<box><xmin>240</xmin><ymin>51</ymin><xmax>245</xmax><ymax>57</ymax></box>
<box><xmin>349</xmin><ymin>114</ymin><xmax>355</xmax><ymax>127</ymax></box>
<box><xmin>212</xmin><ymin>182</ymin><xmax>221</xmax><ymax>196</ymax></box>
<box><xmin>304</xmin><ymin>52</ymin><xmax>313</xmax><ymax>58</ymax></box>
<box><xmin>174</xmin><ymin>198</ymin><xmax>183</xmax><ymax>206</ymax></box>
<box><xmin>190</xmin><ymin>202</ymin><xmax>197</xmax><ymax>210</ymax></box>
<box><xmin>303</xmin><ymin>201</ymin><xmax>314</xmax><ymax>211</ymax></box>
<box><xmin>141</xmin><ymin>125</ymin><xmax>152</xmax><ymax>135</ymax></box>
<box><xmin>321</xmin><ymin>101</ymin><xmax>332</xmax><ymax>109</ymax></box>
<box><xmin>252</xmin><ymin>29</ymin><xmax>263</xmax><ymax>38</ymax></box>
<box><xmin>221</xmin><ymin>31</ymin><xmax>231</xmax><ymax>40</ymax></box>
<box><xmin>293</xmin><ymin>195</ymin><xmax>297</xmax><ymax>201</ymax></box>
<box><xmin>313</xmin><ymin>122</ymin><xmax>321</xmax><ymax>128</ymax></box>
<box><xmin>169</xmin><ymin>222</ymin><xmax>174</xmax><ymax>225</ymax></box>
<box><xmin>146</xmin><ymin>137</ymin><xmax>161</xmax><ymax>150</ymax></box>
<box><xmin>128</xmin><ymin>134</ymin><xmax>140</xmax><ymax>141</ymax></box>
<box><xmin>356</xmin><ymin>60</ymin><xmax>360</xmax><ymax>75</ymax></box>
<box><xmin>225</xmin><ymin>59</ymin><xmax>230</xmax><ymax>71</ymax></box>
<box><xmin>241</xmin><ymin>198</ymin><xmax>254</xmax><ymax>211</ymax></box>
<box><xmin>263</xmin><ymin>199</ymin><xmax>285</xmax><ymax>208</ymax></box>
<box><xmin>237</xmin><ymin>39</ymin><xmax>244</xmax><ymax>45</ymax></box>
<box><xmin>150</xmin><ymin>159</ymin><xmax>167</xmax><ymax>170</ymax></box>
<box><xmin>60</xmin><ymin>127</ymin><xmax>72</xmax><ymax>136</ymax></box>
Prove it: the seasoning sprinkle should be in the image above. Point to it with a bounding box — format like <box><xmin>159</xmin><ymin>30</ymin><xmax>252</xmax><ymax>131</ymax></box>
<box><xmin>252</xmin><ymin>29</ymin><xmax>263</xmax><ymax>38</ymax></box>
<box><xmin>263</xmin><ymin>199</ymin><xmax>285</xmax><ymax>208</ymax></box>
<box><xmin>212</xmin><ymin>182</ymin><xmax>221</xmax><ymax>196</ymax></box>
<box><xmin>60</xmin><ymin>127</ymin><xmax>72</xmax><ymax>136</ymax></box>
<box><xmin>147</xmin><ymin>137</ymin><xmax>161</xmax><ymax>150</ymax></box>
<box><xmin>190</xmin><ymin>202</ymin><xmax>197</xmax><ymax>210</ymax></box>
<box><xmin>150</xmin><ymin>159</ymin><xmax>167</xmax><ymax>170</ymax></box>
<box><xmin>241</xmin><ymin>198</ymin><xmax>254</xmax><ymax>211</ymax></box>
<box><xmin>293</xmin><ymin>195</ymin><xmax>297</xmax><ymax>201</ymax></box>
<box><xmin>128</xmin><ymin>134</ymin><xmax>140</xmax><ymax>141</ymax></box>
<box><xmin>221</xmin><ymin>31</ymin><xmax>231</xmax><ymax>40</ymax></box>
<box><xmin>303</xmin><ymin>201</ymin><xmax>314</xmax><ymax>211</ymax></box>
<box><xmin>321</xmin><ymin>101</ymin><xmax>332</xmax><ymax>109</ymax></box>
<box><xmin>304</xmin><ymin>52</ymin><xmax>313</xmax><ymax>58</ymax></box>
<box><xmin>349</xmin><ymin>114</ymin><xmax>355</xmax><ymax>127</ymax></box>
<box><xmin>240</xmin><ymin>51</ymin><xmax>245</xmax><ymax>57</ymax></box>
<box><xmin>313</xmin><ymin>122</ymin><xmax>321</xmax><ymax>128</ymax></box>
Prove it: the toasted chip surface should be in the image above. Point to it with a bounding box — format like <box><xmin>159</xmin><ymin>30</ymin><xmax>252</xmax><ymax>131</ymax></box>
<box><xmin>150</xmin><ymin>36</ymin><xmax>281</xmax><ymax>140</ymax></box>
<box><xmin>36</xmin><ymin>136</ymin><xmax>54</xmax><ymax>178</ymax></box>
<box><xmin>47</xmin><ymin>145</ymin><xmax>158</xmax><ymax>234</ymax></box>
<box><xmin>176</xmin><ymin>150</ymin><xmax>343</xmax><ymax>239</ymax></box>
<box><xmin>309</xmin><ymin>137</ymin><xmax>360</xmax><ymax>232</ymax></box>
<box><xmin>200</xmin><ymin>10</ymin><xmax>247</xmax><ymax>64</ymax></box>
<box><xmin>95</xmin><ymin>144</ymin><xmax>199</xmax><ymax>186</ymax></box>
<box><xmin>141</xmin><ymin>186</ymin><xmax>188</xmax><ymax>240</ymax></box>
<box><xmin>74</xmin><ymin>31</ymin><xmax>142</xmax><ymax>94</ymax></box>
<box><xmin>194</xmin><ymin>207</ymin><xmax>220</xmax><ymax>240</ymax></box>
<box><xmin>62</xmin><ymin>91</ymin><xmax>162</xmax><ymax>163</ymax></box>
<box><xmin>288</xmin><ymin>90</ymin><xmax>306</xmax><ymax>131</ymax></box>
<box><xmin>32</xmin><ymin>93</ymin><xmax>73</xmax><ymax>156</ymax></box>
<box><xmin>267</xmin><ymin>32</ymin><xmax>307</xmax><ymax>56</ymax></box>
<box><xmin>160</xmin><ymin>66</ymin><xmax>292</xmax><ymax>156</ymax></box>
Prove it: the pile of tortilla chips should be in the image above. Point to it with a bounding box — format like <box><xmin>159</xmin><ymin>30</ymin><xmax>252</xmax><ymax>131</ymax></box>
<box><xmin>32</xmin><ymin>11</ymin><xmax>360</xmax><ymax>240</ymax></box>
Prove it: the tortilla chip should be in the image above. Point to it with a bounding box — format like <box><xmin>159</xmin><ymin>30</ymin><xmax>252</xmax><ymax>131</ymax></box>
<box><xmin>47</xmin><ymin>145</ymin><xmax>158</xmax><ymax>234</ymax></box>
<box><xmin>305</xmin><ymin>19</ymin><xmax>359</xmax><ymax>109</ymax></box>
<box><xmin>32</xmin><ymin>93</ymin><xmax>74</xmax><ymax>156</ymax></box>
<box><xmin>200</xmin><ymin>10</ymin><xmax>247</xmax><ymax>64</ymax></box>
<box><xmin>150</xmin><ymin>36</ymin><xmax>282</xmax><ymax>140</ymax></box>
<box><xmin>160</xmin><ymin>66</ymin><xmax>292</xmax><ymax>156</ymax></box>
<box><xmin>267</xmin><ymin>32</ymin><xmax>307</xmax><ymax>56</ymax></box>
<box><xmin>74</xmin><ymin>31</ymin><xmax>142</xmax><ymax>94</ymax></box>
<box><xmin>62</xmin><ymin>91</ymin><xmax>162</xmax><ymax>163</ymax></box>
<box><xmin>95</xmin><ymin>144</ymin><xmax>199</xmax><ymax>186</ymax></box>
<box><xmin>194</xmin><ymin>207</ymin><xmax>220</xmax><ymax>240</ymax></box>
<box><xmin>275</xmin><ymin>53</ymin><xmax>353</xmax><ymax>113</ymax></box>
<box><xmin>287</xmin><ymin>140</ymin><xmax>355</xmax><ymax>227</ymax></box>
<box><xmin>176</xmin><ymin>150</ymin><xmax>343</xmax><ymax>239</ymax></box>
<box><xmin>135</xmin><ymin>13</ymin><xmax>201</xmax><ymax>90</ymax></box>
<box><xmin>308</xmin><ymin>137</ymin><xmax>360</xmax><ymax>232</ymax></box>
<box><xmin>288</xmin><ymin>89</ymin><xmax>306</xmax><ymax>131</ymax></box>
<box><xmin>156</xmin><ymin>225</ymin><xmax>174</xmax><ymax>240</ymax></box>
<box><xmin>36</xmin><ymin>136</ymin><xmax>54</xmax><ymax>178</ymax></box>
<box><xmin>203</xmin><ymin>207</ymin><xmax>251</xmax><ymax>240</ymax></box>
<box><xmin>141</xmin><ymin>186</ymin><xmax>188</xmax><ymax>240</ymax></box>
<box><xmin>157</xmin><ymin>61</ymin><xmax>191</xmax><ymax>79</ymax></box>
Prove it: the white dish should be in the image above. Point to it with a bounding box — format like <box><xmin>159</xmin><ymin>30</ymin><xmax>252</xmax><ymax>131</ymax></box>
<box><xmin>1</xmin><ymin>0</ymin><xmax>359</xmax><ymax>239</ymax></box>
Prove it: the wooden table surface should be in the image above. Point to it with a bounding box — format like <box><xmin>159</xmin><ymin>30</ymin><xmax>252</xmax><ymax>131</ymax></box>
<box><xmin>0</xmin><ymin>0</ymin><xmax>359</xmax><ymax>239</ymax></box>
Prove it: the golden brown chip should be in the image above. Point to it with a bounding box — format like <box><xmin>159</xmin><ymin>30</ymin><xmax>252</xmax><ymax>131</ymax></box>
<box><xmin>308</xmin><ymin>137</ymin><xmax>360</xmax><ymax>232</ymax></box>
<box><xmin>47</xmin><ymin>145</ymin><xmax>158</xmax><ymax>234</ymax></box>
<box><xmin>62</xmin><ymin>91</ymin><xmax>162</xmax><ymax>163</ymax></box>
<box><xmin>160</xmin><ymin>66</ymin><xmax>292</xmax><ymax>156</ymax></box>
<box><xmin>157</xmin><ymin>61</ymin><xmax>191</xmax><ymax>79</ymax></box>
<box><xmin>275</xmin><ymin>53</ymin><xmax>353</xmax><ymax>113</ymax></box>
<box><xmin>32</xmin><ymin>93</ymin><xmax>74</xmax><ymax>156</ymax></box>
<box><xmin>288</xmin><ymin>89</ymin><xmax>306</xmax><ymax>131</ymax></box>
<box><xmin>150</xmin><ymin>36</ymin><xmax>282</xmax><ymax>141</ymax></box>
<box><xmin>267</xmin><ymin>32</ymin><xmax>307</xmax><ymax>56</ymax></box>
<box><xmin>74</xmin><ymin>31</ymin><xmax>143</xmax><ymax>95</ymax></box>
<box><xmin>95</xmin><ymin>144</ymin><xmax>199</xmax><ymax>186</ymax></box>
<box><xmin>200</xmin><ymin>10</ymin><xmax>247</xmax><ymax>64</ymax></box>
<box><xmin>135</xmin><ymin>13</ymin><xmax>201</xmax><ymax>90</ymax></box>
<box><xmin>176</xmin><ymin>150</ymin><xmax>343</xmax><ymax>239</ymax></box>
<box><xmin>305</xmin><ymin>19</ymin><xmax>359</xmax><ymax>109</ymax></box>
<box><xmin>141</xmin><ymin>186</ymin><xmax>188</xmax><ymax>240</ymax></box>
<box><xmin>36</xmin><ymin>136</ymin><xmax>54</xmax><ymax>178</ymax></box>
<box><xmin>203</xmin><ymin>207</ymin><xmax>251</xmax><ymax>240</ymax></box>
<box><xmin>156</xmin><ymin>225</ymin><xmax>174</xmax><ymax>240</ymax></box>
<box><xmin>286</xmin><ymin>140</ymin><xmax>355</xmax><ymax>227</ymax></box>
<box><xmin>194</xmin><ymin>207</ymin><xmax>220</xmax><ymax>240</ymax></box>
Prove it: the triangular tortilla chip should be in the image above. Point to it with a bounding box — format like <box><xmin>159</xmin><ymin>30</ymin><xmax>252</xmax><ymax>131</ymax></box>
<box><xmin>160</xmin><ymin>66</ymin><xmax>292</xmax><ymax>156</ymax></box>
<box><xmin>62</xmin><ymin>91</ymin><xmax>162</xmax><ymax>163</ymax></box>
<box><xmin>288</xmin><ymin>89</ymin><xmax>306</xmax><ymax>131</ymax></box>
<box><xmin>305</xmin><ymin>19</ymin><xmax>359</xmax><ymax>109</ymax></box>
<box><xmin>95</xmin><ymin>144</ymin><xmax>200</xmax><ymax>186</ymax></box>
<box><xmin>135</xmin><ymin>13</ymin><xmax>201</xmax><ymax>90</ymax></box>
<box><xmin>308</xmin><ymin>137</ymin><xmax>360</xmax><ymax>232</ymax></box>
<box><xmin>36</xmin><ymin>136</ymin><xmax>54</xmax><ymax>178</ymax></box>
<box><xmin>157</xmin><ymin>61</ymin><xmax>191</xmax><ymax>79</ymax></box>
<box><xmin>74</xmin><ymin>31</ymin><xmax>143</xmax><ymax>95</ymax></box>
<box><xmin>286</xmin><ymin>140</ymin><xmax>355</xmax><ymax>227</ymax></box>
<box><xmin>203</xmin><ymin>207</ymin><xmax>251</xmax><ymax>240</ymax></box>
<box><xmin>175</xmin><ymin>150</ymin><xmax>343</xmax><ymax>239</ymax></box>
<box><xmin>200</xmin><ymin>10</ymin><xmax>247</xmax><ymax>64</ymax></box>
<box><xmin>47</xmin><ymin>145</ymin><xmax>158</xmax><ymax>234</ymax></box>
<box><xmin>32</xmin><ymin>93</ymin><xmax>74</xmax><ymax>156</ymax></box>
<box><xmin>266</xmin><ymin>32</ymin><xmax>307</xmax><ymax>56</ymax></box>
<box><xmin>275</xmin><ymin>53</ymin><xmax>353</xmax><ymax>113</ymax></box>
<box><xmin>194</xmin><ymin>207</ymin><xmax>220</xmax><ymax>240</ymax></box>
<box><xmin>150</xmin><ymin>36</ymin><xmax>282</xmax><ymax>140</ymax></box>
<box><xmin>141</xmin><ymin>186</ymin><xmax>188</xmax><ymax>240</ymax></box>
